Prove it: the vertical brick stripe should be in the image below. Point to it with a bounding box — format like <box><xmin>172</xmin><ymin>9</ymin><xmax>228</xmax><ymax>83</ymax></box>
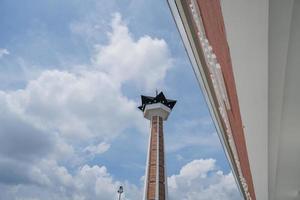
<box><xmin>146</xmin><ymin>116</ymin><xmax>166</xmax><ymax>200</ymax></box>
<box><xmin>147</xmin><ymin>116</ymin><xmax>158</xmax><ymax>200</ymax></box>
<box><xmin>158</xmin><ymin>117</ymin><xmax>165</xmax><ymax>200</ymax></box>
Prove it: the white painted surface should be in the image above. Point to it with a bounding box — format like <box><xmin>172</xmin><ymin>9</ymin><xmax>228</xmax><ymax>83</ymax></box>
<box><xmin>273</xmin><ymin>2</ymin><xmax>300</xmax><ymax>199</ymax></box>
<box><xmin>222</xmin><ymin>1</ymin><xmax>300</xmax><ymax>199</ymax></box>
<box><xmin>144</xmin><ymin>103</ymin><xmax>171</xmax><ymax>120</ymax></box>
<box><xmin>220</xmin><ymin>1</ymin><xmax>269</xmax><ymax>199</ymax></box>
<box><xmin>268</xmin><ymin>1</ymin><xmax>294</xmax><ymax>199</ymax></box>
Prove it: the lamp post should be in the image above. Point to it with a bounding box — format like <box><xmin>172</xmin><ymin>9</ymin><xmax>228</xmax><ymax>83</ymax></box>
<box><xmin>117</xmin><ymin>186</ymin><xmax>123</xmax><ymax>200</ymax></box>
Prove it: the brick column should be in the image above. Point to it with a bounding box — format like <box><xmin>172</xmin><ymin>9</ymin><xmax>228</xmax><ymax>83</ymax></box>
<box><xmin>146</xmin><ymin>116</ymin><xmax>166</xmax><ymax>200</ymax></box>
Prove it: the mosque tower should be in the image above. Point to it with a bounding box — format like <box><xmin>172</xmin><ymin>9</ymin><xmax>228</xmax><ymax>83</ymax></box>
<box><xmin>138</xmin><ymin>92</ymin><xmax>176</xmax><ymax>200</ymax></box>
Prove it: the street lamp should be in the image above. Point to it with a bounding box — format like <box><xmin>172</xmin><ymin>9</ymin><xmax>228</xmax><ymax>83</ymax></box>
<box><xmin>117</xmin><ymin>186</ymin><xmax>123</xmax><ymax>200</ymax></box>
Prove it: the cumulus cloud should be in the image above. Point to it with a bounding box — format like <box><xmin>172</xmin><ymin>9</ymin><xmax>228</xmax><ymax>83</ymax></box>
<box><xmin>0</xmin><ymin>13</ymin><xmax>172</xmax><ymax>199</ymax></box>
<box><xmin>0</xmin><ymin>48</ymin><xmax>9</xmax><ymax>58</ymax></box>
<box><xmin>93</xmin><ymin>13</ymin><xmax>172</xmax><ymax>91</ymax></box>
<box><xmin>0</xmin><ymin>12</ymin><xmax>171</xmax><ymax>162</ymax></box>
<box><xmin>0</xmin><ymin>158</ymin><xmax>241</xmax><ymax>200</ymax></box>
<box><xmin>0</xmin><ymin>12</ymin><xmax>240</xmax><ymax>200</ymax></box>
<box><xmin>4</xmin><ymin>13</ymin><xmax>171</xmax><ymax>143</ymax></box>
<box><xmin>168</xmin><ymin>159</ymin><xmax>241</xmax><ymax>200</ymax></box>
<box><xmin>0</xmin><ymin>92</ymin><xmax>53</xmax><ymax>162</ymax></box>
<box><xmin>10</xmin><ymin>70</ymin><xmax>143</xmax><ymax>142</ymax></box>
<box><xmin>0</xmin><ymin>160</ymin><xmax>142</xmax><ymax>200</ymax></box>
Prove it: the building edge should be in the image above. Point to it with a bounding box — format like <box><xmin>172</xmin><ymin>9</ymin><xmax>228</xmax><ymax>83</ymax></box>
<box><xmin>167</xmin><ymin>0</ymin><xmax>256</xmax><ymax>199</ymax></box>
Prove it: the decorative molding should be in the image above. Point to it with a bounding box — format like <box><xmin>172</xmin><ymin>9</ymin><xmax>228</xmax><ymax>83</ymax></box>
<box><xmin>188</xmin><ymin>1</ymin><xmax>252</xmax><ymax>199</ymax></box>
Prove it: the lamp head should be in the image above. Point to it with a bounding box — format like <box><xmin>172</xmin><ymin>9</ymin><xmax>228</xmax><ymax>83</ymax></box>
<box><xmin>117</xmin><ymin>186</ymin><xmax>123</xmax><ymax>194</ymax></box>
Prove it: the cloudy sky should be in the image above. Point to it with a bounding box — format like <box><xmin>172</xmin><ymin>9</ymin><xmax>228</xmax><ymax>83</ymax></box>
<box><xmin>0</xmin><ymin>0</ymin><xmax>242</xmax><ymax>199</ymax></box>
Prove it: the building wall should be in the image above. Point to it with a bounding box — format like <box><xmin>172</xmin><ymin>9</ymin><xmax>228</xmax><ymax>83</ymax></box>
<box><xmin>220</xmin><ymin>1</ymin><xmax>269</xmax><ymax>199</ymax></box>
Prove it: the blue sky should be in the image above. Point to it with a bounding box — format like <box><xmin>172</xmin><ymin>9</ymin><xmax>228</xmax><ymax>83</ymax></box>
<box><xmin>0</xmin><ymin>0</ymin><xmax>241</xmax><ymax>199</ymax></box>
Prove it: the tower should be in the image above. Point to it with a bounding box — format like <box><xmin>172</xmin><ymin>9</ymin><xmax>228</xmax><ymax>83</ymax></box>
<box><xmin>138</xmin><ymin>92</ymin><xmax>176</xmax><ymax>200</ymax></box>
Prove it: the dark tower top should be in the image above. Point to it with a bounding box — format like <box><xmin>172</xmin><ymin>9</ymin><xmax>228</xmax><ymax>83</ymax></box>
<box><xmin>138</xmin><ymin>91</ymin><xmax>176</xmax><ymax>112</ymax></box>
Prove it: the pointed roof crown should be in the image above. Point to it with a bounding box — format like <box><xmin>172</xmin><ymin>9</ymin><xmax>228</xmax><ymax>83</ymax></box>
<box><xmin>138</xmin><ymin>92</ymin><xmax>176</xmax><ymax>112</ymax></box>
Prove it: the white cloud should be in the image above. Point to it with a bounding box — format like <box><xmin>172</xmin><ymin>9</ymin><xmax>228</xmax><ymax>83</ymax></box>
<box><xmin>0</xmin><ymin>92</ymin><xmax>53</xmax><ymax>162</ymax></box>
<box><xmin>0</xmin><ymin>160</ymin><xmax>142</xmax><ymax>200</ymax></box>
<box><xmin>69</xmin><ymin>1</ymin><xmax>118</xmax><ymax>44</ymax></box>
<box><xmin>9</xmin><ymin>70</ymin><xmax>143</xmax><ymax>142</ymax></box>
<box><xmin>0</xmin><ymin>11</ymin><xmax>241</xmax><ymax>200</ymax></box>
<box><xmin>0</xmin><ymin>158</ymin><xmax>240</xmax><ymax>200</ymax></box>
<box><xmin>0</xmin><ymin>12</ymin><xmax>171</xmax><ymax>163</ymax></box>
<box><xmin>0</xmin><ymin>13</ymin><xmax>172</xmax><ymax>199</ymax></box>
<box><xmin>84</xmin><ymin>142</ymin><xmax>110</xmax><ymax>156</ymax></box>
<box><xmin>92</xmin><ymin>13</ymin><xmax>172</xmax><ymax>91</ymax></box>
<box><xmin>5</xmin><ymin>12</ymin><xmax>171</xmax><ymax>142</ymax></box>
<box><xmin>168</xmin><ymin>159</ymin><xmax>242</xmax><ymax>200</ymax></box>
<box><xmin>0</xmin><ymin>48</ymin><xmax>9</xmax><ymax>58</ymax></box>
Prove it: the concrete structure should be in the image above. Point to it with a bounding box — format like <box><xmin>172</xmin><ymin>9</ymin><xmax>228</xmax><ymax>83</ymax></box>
<box><xmin>139</xmin><ymin>92</ymin><xmax>176</xmax><ymax>200</ymax></box>
<box><xmin>168</xmin><ymin>0</ymin><xmax>300</xmax><ymax>199</ymax></box>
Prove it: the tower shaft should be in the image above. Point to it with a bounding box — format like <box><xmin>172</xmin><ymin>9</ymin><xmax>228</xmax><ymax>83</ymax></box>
<box><xmin>145</xmin><ymin>116</ymin><xmax>167</xmax><ymax>200</ymax></box>
<box><xmin>139</xmin><ymin>92</ymin><xmax>176</xmax><ymax>200</ymax></box>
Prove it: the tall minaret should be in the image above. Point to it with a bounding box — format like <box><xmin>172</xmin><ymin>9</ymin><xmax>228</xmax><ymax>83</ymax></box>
<box><xmin>138</xmin><ymin>92</ymin><xmax>176</xmax><ymax>200</ymax></box>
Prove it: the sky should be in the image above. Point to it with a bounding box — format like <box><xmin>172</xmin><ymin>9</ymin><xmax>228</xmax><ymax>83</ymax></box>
<box><xmin>0</xmin><ymin>0</ymin><xmax>242</xmax><ymax>199</ymax></box>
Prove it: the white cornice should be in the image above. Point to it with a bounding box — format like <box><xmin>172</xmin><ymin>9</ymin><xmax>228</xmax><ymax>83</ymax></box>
<box><xmin>167</xmin><ymin>0</ymin><xmax>252</xmax><ymax>199</ymax></box>
<box><xmin>189</xmin><ymin>1</ymin><xmax>252</xmax><ymax>199</ymax></box>
<box><xmin>144</xmin><ymin>103</ymin><xmax>171</xmax><ymax>121</ymax></box>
